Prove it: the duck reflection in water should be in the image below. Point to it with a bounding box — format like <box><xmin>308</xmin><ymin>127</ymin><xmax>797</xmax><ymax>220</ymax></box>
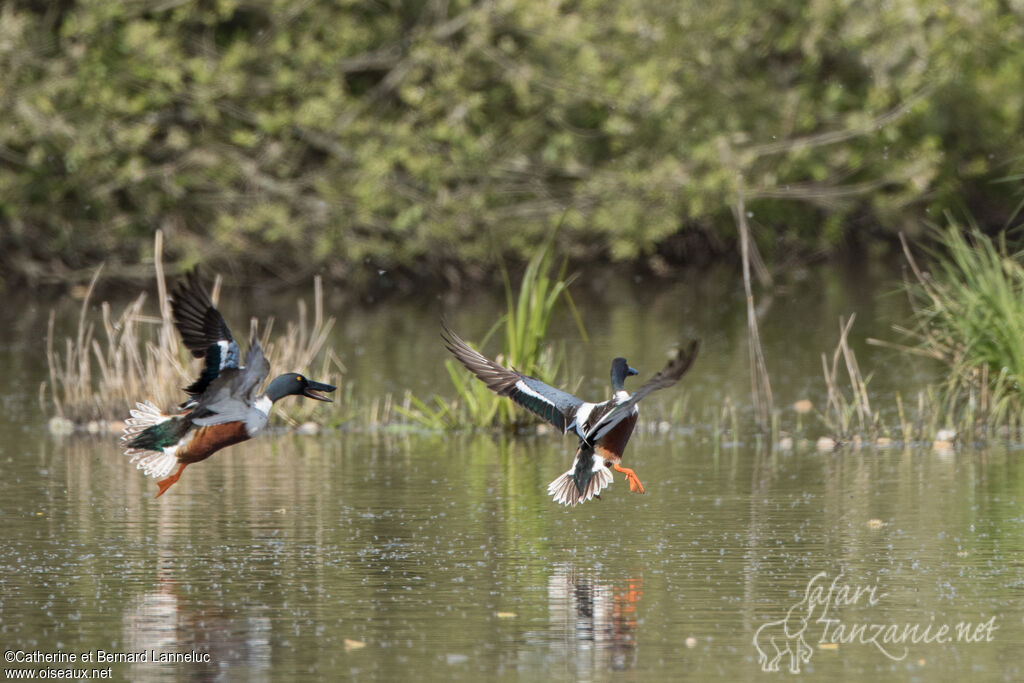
<box><xmin>548</xmin><ymin>564</ymin><xmax>643</xmax><ymax>672</ymax></box>
<box><xmin>122</xmin><ymin>570</ymin><xmax>271</xmax><ymax>682</ymax></box>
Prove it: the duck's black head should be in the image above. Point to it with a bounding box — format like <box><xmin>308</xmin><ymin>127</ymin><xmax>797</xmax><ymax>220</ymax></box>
<box><xmin>265</xmin><ymin>373</ymin><xmax>336</xmax><ymax>403</ymax></box>
<box><xmin>610</xmin><ymin>357</ymin><xmax>639</xmax><ymax>392</ymax></box>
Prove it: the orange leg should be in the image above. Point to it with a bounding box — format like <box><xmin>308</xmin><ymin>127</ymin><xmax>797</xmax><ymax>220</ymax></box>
<box><xmin>613</xmin><ymin>463</ymin><xmax>645</xmax><ymax>494</ymax></box>
<box><xmin>156</xmin><ymin>463</ymin><xmax>187</xmax><ymax>498</ymax></box>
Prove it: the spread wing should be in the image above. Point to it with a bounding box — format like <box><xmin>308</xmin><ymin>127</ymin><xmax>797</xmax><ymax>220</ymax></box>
<box><xmin>170</xmin><ymin>269</ymin><xmax>240</xmax><ymax>398</ymax></box>
<box><xmin>441</xmin><ymin>322</ymin><xmax>585</xmax><ymax>434</ymax></box>
<box><xmin>191</xmin><ymin>340</ymin><xmax>271</xmax><ymax>434</ymax></box>
<box><xmin>583</xmin><ymin>339</ymin><xmax>700</xmax><ymax>444</ymax></box>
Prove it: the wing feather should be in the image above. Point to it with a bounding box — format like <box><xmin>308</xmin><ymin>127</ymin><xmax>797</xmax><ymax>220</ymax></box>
<box><xmin>170</xmin><ymin>269</ymin><xmax>240</xmax><ymax>398</ymax></box>
<box><xmin>441</xmin><ymin>322</ymin><xmax>584</xmax><ymax>432</ymax></box>
<box><xmin>583</xmin><ymin>339</ymin><xmax>700</xmax><ymax>444</ymax></box>
<box><xmin>190</xmin><ymin>339</ymin><xmax>270</xmax><ymax>429</ymax></box>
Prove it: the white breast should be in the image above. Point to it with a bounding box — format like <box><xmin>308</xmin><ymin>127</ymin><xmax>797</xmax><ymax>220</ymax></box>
<box><xmin>254</xmin><ymin>396</ymin><xmax>273</xmax><ymax>416</ymax></box>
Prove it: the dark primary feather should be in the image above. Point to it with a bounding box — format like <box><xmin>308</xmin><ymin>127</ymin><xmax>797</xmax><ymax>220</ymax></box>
<box><xmin>441</xmin><ymin>322</ymin><xmax>583</xmax><ymax>433</ymax></box>
<box><xmin>170</xmin><ymin>270</ymin><xmax>236</xmax><ymax>357</ymax></box>
<box><xmin>583</xmin><ymin>339</ymin><xmax>700</xmax><ymax>444</ymax></box>
<box><xmin>170</xmin><ymin>269</ymin><xmax>240</xmax><ymax>397</ymax></box>
<box><xmin>182</xmin><ymin>344</ymin><xmax>224</xmax><ymax>398</ymax></box>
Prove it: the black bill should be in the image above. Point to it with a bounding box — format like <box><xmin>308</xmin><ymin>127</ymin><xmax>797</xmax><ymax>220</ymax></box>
<box><xmin>302</xmin><ymin>379</ymin><xmax>336</xmax><ymax>402</ymax></box>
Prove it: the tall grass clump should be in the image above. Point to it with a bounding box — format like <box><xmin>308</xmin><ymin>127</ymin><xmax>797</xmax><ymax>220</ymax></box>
<box><xmin>400</xmin><ymin>237</ymin><xmax>585</xmax><ymax>430</ymax></box>
<box><xmin>889</xmin><ymin>225</ymin><xmax>1024</xmax><ymax>435</ymax></box>
<box><xmin>43</xmin><ymin>231</ymin><xmax>341</xmax><ymax>428</ymax></box>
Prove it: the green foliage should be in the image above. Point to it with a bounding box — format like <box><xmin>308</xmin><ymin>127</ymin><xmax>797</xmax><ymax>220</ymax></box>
<box><xmin>2</xmin><ymin>1</ymin><xmax>1024</xmax><ymax>283</ymax></box>
<box><xmin>901</xmin><ymin>225</ymin><xmax>1024</xmax><ymax>431</ymax></box>
<box><xmin>399</xmin><ymin>236</ymin><xmax>585</xmax><ymax>429</ymax></box>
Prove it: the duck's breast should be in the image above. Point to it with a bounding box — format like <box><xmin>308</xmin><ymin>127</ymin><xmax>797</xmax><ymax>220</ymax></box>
<box><xmin>178</xmin><ymin>421</ymin><xmax>251</xmax><ymax>464</ymax></box>
<box><xmin>595</xmin><ymin>412</ymin><xmax>638</xmax><ymax>464</ymax></box>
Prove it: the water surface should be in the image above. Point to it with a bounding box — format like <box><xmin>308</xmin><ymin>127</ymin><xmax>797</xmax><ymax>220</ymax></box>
<box><xmin>1</xmin><ymin>265</ymin><xmax>1021</xmax><ymax>681</ymax></box>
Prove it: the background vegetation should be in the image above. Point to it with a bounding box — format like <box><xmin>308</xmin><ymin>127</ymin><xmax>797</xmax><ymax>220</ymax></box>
<box><xmin>400</xmin><ymin>234</ymin><xmax>585</xmax><ymax>429</ymax></box>
<box><xmin>2</xmin><ymin>0</ymin><xmax>1023</xmax><ymax>290</ymax></box>
<box><xmin>44</xmin><ymin>231</ymin><xmax>342</xmax><ymax>426</ymax></box>
<box><xmin>891</xmin><ymin>227</ymin><xmax>1024</xmax><ymax>435</ymax></box>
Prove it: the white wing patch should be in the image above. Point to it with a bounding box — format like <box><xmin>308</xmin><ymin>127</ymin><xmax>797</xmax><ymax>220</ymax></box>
<box><xmin>569</xmin><ymin>402</ymin><xmax>596</xmax><ymax>437</ymax></box>
<box><xmin>514</xmin><ymin>380</ymin><xmax>558</xmax><ymax>407</ymax></box>
<box><xmin>217</xmin><ymin>340</ymin><xmax>231</xmax><ymax>367</ymax></box>
<box><xmin>217</xmin><ymin>339</ymin><xmax>241</xmax><ymax>369</ymax></box>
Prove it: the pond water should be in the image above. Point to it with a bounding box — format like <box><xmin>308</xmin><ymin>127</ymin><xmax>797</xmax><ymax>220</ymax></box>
<box><xmin>1</xmin><ymin>264</ymin><xmax>1022</xmax><ymax>681</ymax></box>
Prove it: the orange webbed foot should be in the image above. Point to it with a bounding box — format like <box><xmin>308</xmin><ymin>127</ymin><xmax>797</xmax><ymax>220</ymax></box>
<box><xmin>155</xmin><ymin>463</ymin><xmax>187</xmax><ymax>498</ymax></box>
<box><xmin>612</xmin><ymin>463</ymin><xmax>645</xmax><ymax>494</ymax></box>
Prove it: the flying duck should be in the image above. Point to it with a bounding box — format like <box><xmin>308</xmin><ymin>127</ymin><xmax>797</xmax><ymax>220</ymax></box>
<box><xmin>121</xmin><ymin>271</ymin><xmax>336</xmax><ymax>497</ymax></box>
<box><xmin>441</xmin><ymin>322</ymin><xmax>699</xmax><ymax>506</ymax></box>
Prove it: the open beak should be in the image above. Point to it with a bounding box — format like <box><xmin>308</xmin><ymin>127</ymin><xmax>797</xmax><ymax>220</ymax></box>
<box><xmin>302</xmin><ymin>379</ymin><xmax>336</xmax><ymax>402</ymax></box>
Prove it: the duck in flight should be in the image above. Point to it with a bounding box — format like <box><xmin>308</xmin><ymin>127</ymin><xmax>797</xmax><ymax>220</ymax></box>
<box><xmin>441</xmin><ymin>323</ymin><xmax>699</xmax><ymax>506</ymax></box>
<box><xmin>121</xmin><ymin>271</ymin><xmax>336</xmax><ymax>497</ymax></box>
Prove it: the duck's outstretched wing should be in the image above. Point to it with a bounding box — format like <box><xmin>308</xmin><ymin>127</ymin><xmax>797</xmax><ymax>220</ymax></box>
<box><xmin>170</xmin><ymin>269</ymin><xmax>240</xmax><ymax>398</ymax></box>
<box><xmin>583</xmin><ymin>339</ymin><xmax>700</xmax><ymax>444</ymax></box>
<box><xmin>441</xmin><ymin>322</ymin><xmax>585</xmax><ymax>434</ymax></box>
<box><xmin>191</xmin><ymin>340</ymin><xmax>271</xmax><ymax>434</ymax></box>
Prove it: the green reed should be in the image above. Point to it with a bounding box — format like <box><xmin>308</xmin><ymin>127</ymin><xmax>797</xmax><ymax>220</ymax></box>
<box><xmin>398</xmin><ymin>235</ymin><xmax>585</xmax><ymax>430</ymax></box>
<box><xmin>861</xmin><ymin>225</ymin><xmax>1024</xmax><ymax>441</ymax></box>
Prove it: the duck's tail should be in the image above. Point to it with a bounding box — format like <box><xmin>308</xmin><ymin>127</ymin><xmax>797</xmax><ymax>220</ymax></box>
<box><xmin>547</xmin><ymin>450</ymin><xmax>613</xmax><ymax>506</ymax></box>
<box><xmin>120</xmin><ymin>401</ymin><xmax>187</xmax><ymax>479</ymax></box>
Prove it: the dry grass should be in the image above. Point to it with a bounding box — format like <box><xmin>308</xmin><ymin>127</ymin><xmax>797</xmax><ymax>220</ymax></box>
<box><xmin>42</xmin><ymin>231</ymin><xmax>342</xmax><ymax>427</ymax></box>
<box><xmin>821</xmin><ymin>314</ymin><xmax>877</xmax><ymax>439</ymax></box>
<box><xmin>733</xmin><ymin>183</ymin><xmax>774</xmax><ymax>433</ymax></box>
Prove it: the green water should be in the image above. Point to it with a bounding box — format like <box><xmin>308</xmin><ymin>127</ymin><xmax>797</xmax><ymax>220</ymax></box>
<box><xmin>1</xmin><ymin>265</ymin><xmax>1022</xmax><ymax>681</ymax></box>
